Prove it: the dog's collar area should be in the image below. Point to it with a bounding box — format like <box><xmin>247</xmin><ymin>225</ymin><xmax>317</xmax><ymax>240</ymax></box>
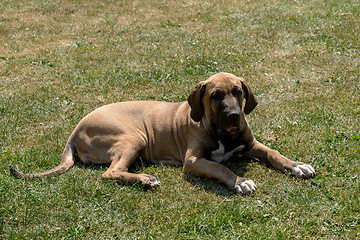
<box><xmin>210</xmin><ymin>141</ymin><xmax>246</xmax><ymax>163</ymax></box>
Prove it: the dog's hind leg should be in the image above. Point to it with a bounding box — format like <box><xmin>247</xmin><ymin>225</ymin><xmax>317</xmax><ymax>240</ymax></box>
<box><xmin>101</xmin><ymin>140</ymin><xmax>160</xmax><ymax>188</ymax></box>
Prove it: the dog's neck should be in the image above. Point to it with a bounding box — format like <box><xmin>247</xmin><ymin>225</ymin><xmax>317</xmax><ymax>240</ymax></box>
<box><xmin>200</xmin><ymin>114</ymin><xmax>254</xmax><ymax>154</ymax></box>
<box><xmin>218</xmin><ymin>131</ymin><xmax>254</xmax><ymax>152</ymax></box>
<box><xmin>216</xmin><ymin>118</ymin><xmax>254</xmax><ymax>152</ymax></box>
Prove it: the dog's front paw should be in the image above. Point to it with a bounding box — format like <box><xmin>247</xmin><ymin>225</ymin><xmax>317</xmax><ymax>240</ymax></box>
<box><xmin>290</xmin><ymin>163</ymin><xmax>315</xmax><ymax>179</ymax></box>
<box><xmin>234</xmin><ymin>178</ymin><xmax>256</xmax><ymax>195</ymax></box>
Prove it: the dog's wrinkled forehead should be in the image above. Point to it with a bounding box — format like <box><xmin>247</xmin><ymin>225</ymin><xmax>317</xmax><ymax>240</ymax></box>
<box><xmin>205</xmin><ymin>72</ymin><xmax>243</xmax><ymax>93</ymax></box>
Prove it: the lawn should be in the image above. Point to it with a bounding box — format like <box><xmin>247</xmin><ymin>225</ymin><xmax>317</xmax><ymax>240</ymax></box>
<box><xmin>1</xmin><ymin>0</ymin><xmax>359</xmax><ymax>239</ymax></box>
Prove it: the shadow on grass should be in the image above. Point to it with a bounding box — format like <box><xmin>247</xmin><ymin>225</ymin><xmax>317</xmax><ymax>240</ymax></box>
<box><xmin>184</xmin><ymin>156</ymin><xmax>256</xmax><ymax>197</ymax></box>
<box><xmin>73</xmin><ymin>155</ymin><xmax>152</xmax><ymax>172</ymax></box>
<box><xmin>74</xmin><ymin>157</ymin><xmax>164</xmax><ymax>191</ymax></box>
<box><xmin>73</xmin><ymin>155</ymin><xmax>259</xmax><ymax>196</ymax></box>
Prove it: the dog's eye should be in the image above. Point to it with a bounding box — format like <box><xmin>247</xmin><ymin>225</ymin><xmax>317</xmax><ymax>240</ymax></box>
<box><xmin>232</xmin><ymin>86</ymin><xmax>242</xmax><ymax>97</ymax></box>
<box><xmin>211</xmin><ymin>90</ymin><xmax>223</xmax><ymax>99</ymax></box>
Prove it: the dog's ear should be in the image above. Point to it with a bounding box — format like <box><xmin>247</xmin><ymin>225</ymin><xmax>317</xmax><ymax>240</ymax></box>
<box><xmin>241</xmin><ymin>79</ymin><xmax>258</xmax><ymax>115</ymax></box>
<box><xmin>188</xmin><ymin>81</ymin><xmax>206</xmax><ymax>122</ymax></box>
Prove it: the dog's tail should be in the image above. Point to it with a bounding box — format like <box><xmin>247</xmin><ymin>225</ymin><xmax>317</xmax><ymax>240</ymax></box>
<box><xmin>10</xmin><ymin>139</ymin><xmax>76</xmax><ymax>179</ymax></box>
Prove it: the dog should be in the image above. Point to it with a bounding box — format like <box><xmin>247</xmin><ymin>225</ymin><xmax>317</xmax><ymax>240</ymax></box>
<box><xmin>10</xmin><ymin>72</ymin><xmax>315</xmax><ymax>195</ymax></box>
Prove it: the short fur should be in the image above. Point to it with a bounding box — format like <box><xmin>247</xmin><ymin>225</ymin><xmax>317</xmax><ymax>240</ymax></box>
<box><xmin>10</xmin><ymin>72</ymin><xmax>315</xmax><ymax>194</ymax></box>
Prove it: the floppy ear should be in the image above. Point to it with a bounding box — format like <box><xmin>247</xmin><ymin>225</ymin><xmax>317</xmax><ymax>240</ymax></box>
<box><xmin>188</xmin><ymin>81</ymin><xmax>206</xmax><ymax>122</ymax></box>
<box><xmin>241</xmin><ymin>79</ymin><xmax>258</xmax><ymax>115</ymax></box>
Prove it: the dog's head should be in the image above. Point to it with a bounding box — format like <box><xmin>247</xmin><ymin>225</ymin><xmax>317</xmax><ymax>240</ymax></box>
<box><xmin>188</xmin><ymin>72</ymin><xmax>258</xmax><ymax>136</ymax></box>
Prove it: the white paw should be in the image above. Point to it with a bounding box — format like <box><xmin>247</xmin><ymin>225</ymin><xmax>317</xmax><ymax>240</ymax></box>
<box><xmin>142</xmin><ymin>174</ymin><xmax>161</xmax><ymax>188</ymax></box>
<box><xmin>290</xmin><ymin>164</ymin><xmax>315</xmax><ymax>178</ymax></box>
<box><xmin>149</xmin><ymin>178</ymin><xmax>161</xmax><ymax>187</ymax></box>
<box><xmin>234</xmin><ymin>179</ymin><xmax>256</xmax><ymax>195</ymax></box>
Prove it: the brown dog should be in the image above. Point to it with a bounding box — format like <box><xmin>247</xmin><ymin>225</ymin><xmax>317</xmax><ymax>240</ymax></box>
<box><xmin>10</xmin><ymin>72</ymin><xmax>315</xmax><ymax>194</ymax></box>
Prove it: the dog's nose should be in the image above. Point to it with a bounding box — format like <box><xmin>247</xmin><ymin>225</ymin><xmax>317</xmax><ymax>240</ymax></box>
<box><xmin>228</xmin><ymin>112</ymin><xmax>240</xmax><ymax>122</ymax></box>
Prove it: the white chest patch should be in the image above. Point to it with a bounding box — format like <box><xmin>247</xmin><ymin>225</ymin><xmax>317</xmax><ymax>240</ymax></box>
<box><xmin>211</xmin><ymin>141</ymin><xmax>245</xmax><ymax>163</ymax></box>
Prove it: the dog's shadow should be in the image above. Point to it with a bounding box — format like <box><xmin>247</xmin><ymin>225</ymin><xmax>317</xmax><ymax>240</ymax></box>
<box><xmin>184</xmin><ymin>156</ymin><xmax>255</xmax><ymax>197</ymax></box>
<box><xmin>74</xmin><ymin>155</ymin><xmax>256</xmax><ymax>196</ymax></box>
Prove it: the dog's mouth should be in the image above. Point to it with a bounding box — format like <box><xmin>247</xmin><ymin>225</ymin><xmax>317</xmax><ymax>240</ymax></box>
<box><xmin>218</xmin><ymin>124</ymin><xmax>239</xmax><ymax>136</ymax></box>
<box><xmin>216</xmin><ymin>112</ymin><xmax>241</xmax><ymax>136</ymax></box>
<box><xmin>226</xmin><ymin>126</ymin><xmax>239</xmax><ymax>134</ymax></box>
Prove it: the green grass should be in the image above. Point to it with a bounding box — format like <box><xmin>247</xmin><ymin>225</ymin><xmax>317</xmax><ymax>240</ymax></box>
<box><xmin>1</xmin><ymin>0</ymin><xmax>359</xmax><ymax>239</ymax></box>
